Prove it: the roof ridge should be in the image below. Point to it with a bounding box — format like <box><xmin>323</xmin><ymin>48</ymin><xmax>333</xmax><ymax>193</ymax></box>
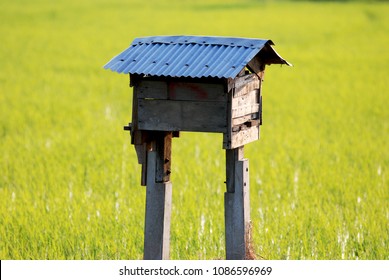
<box><xmin>132</xmin><ymin>35</ymin><xmax>272</xmax><ymax>49</ymax></box>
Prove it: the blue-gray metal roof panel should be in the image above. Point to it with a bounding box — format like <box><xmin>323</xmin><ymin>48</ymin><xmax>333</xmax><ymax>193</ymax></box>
<box><xmin>104</xmin><ymin>36</ymin><xmax>289</xmax><ymax>79</ymax></box>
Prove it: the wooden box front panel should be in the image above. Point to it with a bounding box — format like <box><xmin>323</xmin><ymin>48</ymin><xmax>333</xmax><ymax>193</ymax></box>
<box><xmin>135</xmin><ymin>79</ymin><xmax>228</xmax><ymax>133</ymax></box>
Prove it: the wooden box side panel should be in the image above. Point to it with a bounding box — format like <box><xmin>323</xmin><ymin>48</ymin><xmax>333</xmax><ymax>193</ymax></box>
<box><xmin>223</xmin><ymin>73</ymin><xmax>262</xmax><ymax>149</ymax></box>
<box><xmin>224</xmin><ymin>124</ymin><xmax>260</xmax><ymax>149</ymax></box>
<box><xmin>232</xmin><ymin>89</ymin><xmax>260</xmax><ymax>120</ymax></box>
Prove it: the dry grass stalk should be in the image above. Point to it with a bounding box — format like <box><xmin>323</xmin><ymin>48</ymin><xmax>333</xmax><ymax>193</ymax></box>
<box><xmin>245</xmin><ymin>221</ymin><xmax>265</xmax><ymax>260</ymax></box>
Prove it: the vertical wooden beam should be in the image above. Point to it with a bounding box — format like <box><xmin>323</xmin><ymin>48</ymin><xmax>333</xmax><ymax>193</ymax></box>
<box><xmin>225</xmin><ymin>146</ymin><xmax>251</xmax><ymax>260</ymax></box>
<box><xmin>143</xmin><ymin>132</ymin><xmax>173</xmax><ymax>260</ymax></box>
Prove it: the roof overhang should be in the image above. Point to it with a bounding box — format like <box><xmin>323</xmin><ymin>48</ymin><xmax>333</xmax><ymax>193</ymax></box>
<box><xmin>104</xmin><ymin>35</ymin><xmax>291</xmax><ymax>79</ymax></box>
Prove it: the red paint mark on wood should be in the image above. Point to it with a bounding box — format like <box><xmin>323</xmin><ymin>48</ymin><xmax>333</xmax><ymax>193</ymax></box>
<box><xmin>168</xmin><ymin>82</ymin><xmax>209</xmax><ymax>100</ymax></box>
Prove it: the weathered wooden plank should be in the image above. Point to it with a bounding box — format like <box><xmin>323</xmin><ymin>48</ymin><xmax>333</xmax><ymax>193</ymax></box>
<box><xmin>134</xmin><ymin>143</ymin><xmax>147</xmax><ymax>185</ymax></box>
<box><xmin>155</xmin><ymin>132</ymin><xmax>172</xmax><ymax>183</ymax></box>
<box><xmin>137</xmin><ymin>99</ymin><xmax>227</xmax><ymax>132</ymax></box>
<box><xmin>227</xmin><ymin>73</ymin><xmax>259</xmax><ymax>94</ymax></box>
<box><xmin>132</xmin><ymin>130</ymin><xmax>151</xmax><ymax>185</ymax></box>
<box><xmin>168</xmin><ymin>82</ymin><xmax>226</xmax><ymax>102</ymax></box>
<box><xmin>131</xmin><ymin>87</ymin><xmax>140</xmax><ymax>145</ymax></box>
<box><xmin>225</xmin><ymin>193</ymin><xmax>243</xmax><ymax>259</ymax></box>
<box><xmin>239</xmin><ymin>160</ymin><xmax>250</xmax><ymax>247</ymax></box>
<box><xmin>234</xmin><ymin>79</ymin><xmax>260</xmax><ymax>98</ymax></box>
<box><xmin>232</xmin><ymin>113</ymin><xmax>259</xmax><ymax>126</ymax></box>
<box><xmin>225</xmin><ymin>148</ymin><xmax>244</xmax><ymax>192</ymax></box>
<box><xmin>232</xmin><ymin>104</ymin><xmax>260</xmax><ymax>119</ymax></box>
<box><xmin>132</xmin><ymin>130</ymin><xmax>150</xmax><ymax>145</ymax></box>
<box><xmin>234</xmin><ymin>73</ymin><xmax>259</xmax><ymax>89</ymax></box>
<box><xmin>144</xmin><ymin>181</ymin><xmax>172</xmax><ymax>259</ymax></box>
<box><xmin>224</xmin><ymin>86</ymin><xmax>260</xmax><ymax>149</ymax></box>
<box><xmin>225</xmin><ymin>149</ymin><xmax>250</xmax><ymax>260</ymax></box>
<box><xmin>224</xmin><ymin>124</ymin><xmax>259</xmax><ymax>149</ymax></box>
<box><xmin>144</xmin><ymin>149</ymin><xmax>172</xmax><ymax>260</ymax></box>
<box><xmin>247</xmin><ymin>56</ymin><xmax>265</xmax><ymax>78</ymax></box>
<box><xmin>137</xmin><ymin>80</ymin><xmax>227</xmax><ymax>102</ymax></box>
<box><xmin>161</xmin><ymin>181</ymin><xmax>172</xmax><ymax>260</ymax></box>
<box><xmin>232</xmin><ymin>89</ymin><xmax>259</xmax><ymax>108</ymax></box>
<box><xmin>224</xmin><ymin>87</ymin><xmax>233</xmax><ymax>149</ymax></box>
<box><xmin>137</xmin><ymin>80</ymin><xmax>168</xmax><ymax>99</ymax></box>
<box><xmin>231</xmin><ymin>125</ymin><xmax>259</xmax><ymax>149</ymax></box>
<box><xmin>231</xmin><ymin>89</ymin><xmax>259</xmax><ymax>119</ymax></box>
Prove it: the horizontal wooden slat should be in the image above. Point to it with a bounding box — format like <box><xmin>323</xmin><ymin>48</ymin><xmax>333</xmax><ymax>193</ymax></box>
<box><xmin>232</xmin><ymin>104</ymin><xmax>259</xmax><ymax>118</ymax></box>
<box><xmin>233</xmin><ymin>74</ymin><xmax>260</xmax><ymax>97</ymax></box>
<box><xmin>234</xmin><ymin>80</ymin><xmax>260</xmax><ymax>97</ymax></box>
<box><xmin>231</xmin><ymin>89</ymin><xmax>260</xmax><ymax>119</ymax></box>
<box><xmin>137</xmin><ymin>80</ymin><xmax>227</xmax><ymax>102</ymax></box>
<box><xmin>232</xmin><ymin>89</ymin><xmax>259</xmax><ymax>108</ymax></box>
<box><xmin>223</xmin><ymin>124</ymin><xmax>260</xmax><ymax>149</ymax></box>
<box><xmin>137</xmin><ymin>80</ymin><xmax>168</xmax><ymax>99</ymax></box>
<box><xmin>137</xmin><ymin>99</ymin><xmax>227</xmax><ymax>132</ymax></box>
<box><xmin>168</xmin><ymin>82</ymin><xmax>226</xmax><ymax>102</ymax></box>
<box><xmin>232</xmin><ymin>113</ymin><xmax>259</xmax><ymax>126</ymax></box>
<box><xmin>233</xmin><ymin>73</ymin><xmax>258</xmax><ymax>89</ymax></box>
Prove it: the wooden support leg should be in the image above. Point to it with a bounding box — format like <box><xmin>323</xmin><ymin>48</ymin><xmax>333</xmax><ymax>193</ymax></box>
<box><xmin>143</xmin><ymin>132</ymin><xmax>172</xmax><ymax>260</ymax></box>
<box><xmin>225</xmin><ymin>146</ymin><xmax>251</xmax><ymax>260</ymax></box>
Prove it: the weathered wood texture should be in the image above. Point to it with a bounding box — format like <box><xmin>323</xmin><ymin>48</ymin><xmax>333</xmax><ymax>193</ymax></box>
<box><xmin>223</xmin><ymin>74</ymin><xmax>261</xmax><ymax>149</ymax></box>
<box><xmin>131</xmin><ymin>131</ymin><xmax>173</xmax><ymax>186</ymax></box>
<box><xmin>137</xmin><ymin>80</ymin><xmax>226</xmax><ymax>101</ymax></box>
<box><xmin>143</xmin><ymin>133</ymin><xmax>173</xmax><ymax>260</ymax></box>
<box><xmin>154</xmin><ymin>132</ymin><xmax>172</xmax><ymax>183</ymax></box>
<box><xmin>247</xmin><ymin>56</ymin><xmax>265</xmax><ymax>78</ymax></box>
<box><xmin>225</xmin><ymin>147</ymin><xmax>251</xmax><ymax>260</ymax></box>
<box><xmin>233</xmin><ymin>74</ymin><xmax>261</xmax><ymax>97</ymax></box>
<box><xmin>135</xmin><ymin>79</ymin><xmax>227</xmax><ymax>133</ymax></box>
<box><xmin>229</xmin><ymin>124</ymin><xmax>260</xmax><ymax>150</ymax></box>
<box><xmin>132</xmin><ymin>73</ymin><xmax>262</xmax><ymax>149</ymax></box>
<box><xmin>232</xmin><ymin>97</ymin><xmax>259</xmax><ymax>119</ymax></box>
<box><xmin>138</xmin><ymin>99</ymin><xmax>227</xmax><ymax>132</ymax></box>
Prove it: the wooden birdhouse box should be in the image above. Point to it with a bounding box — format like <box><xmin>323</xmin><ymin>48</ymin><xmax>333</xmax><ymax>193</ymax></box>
<box><xmin>106</xmin><ymin>36</ymin><xmax>289</xmax><ymax>145</ymax></box>
<box><xmin>105</xmin><ymin>35</ymin><xmax>290</xmax><ymax>260</ymax></box>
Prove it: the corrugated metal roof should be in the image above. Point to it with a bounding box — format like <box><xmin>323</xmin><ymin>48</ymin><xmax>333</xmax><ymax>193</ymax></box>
<box><xmin>104</xmin><ymin>35</ymin><xmax>290</xmax><ymax>79</ymax></box>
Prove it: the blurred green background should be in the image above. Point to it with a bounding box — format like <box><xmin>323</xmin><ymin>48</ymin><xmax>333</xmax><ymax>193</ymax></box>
<box><xmin>0</xmin><ymin>0</ymin><xmax>388</xmax><ymax>259</ymax></box>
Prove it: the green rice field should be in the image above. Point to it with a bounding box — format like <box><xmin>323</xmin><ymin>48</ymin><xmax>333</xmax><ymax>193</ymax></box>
<box><xmin>0</xmin><ymin>0</ymin><xmax>388</xmax><ymax>260</ymax></box>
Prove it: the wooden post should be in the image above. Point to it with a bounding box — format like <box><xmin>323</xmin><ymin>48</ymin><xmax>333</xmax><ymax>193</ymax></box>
<box><xmin>143</xmin><ymin>132</ymin><xmax>172</xmax><ymax>260</ymax></box>
<box><xmin>225</xmin><ymin>146</ymin><xmax>251</xmax><ymax>259</ymax></box>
